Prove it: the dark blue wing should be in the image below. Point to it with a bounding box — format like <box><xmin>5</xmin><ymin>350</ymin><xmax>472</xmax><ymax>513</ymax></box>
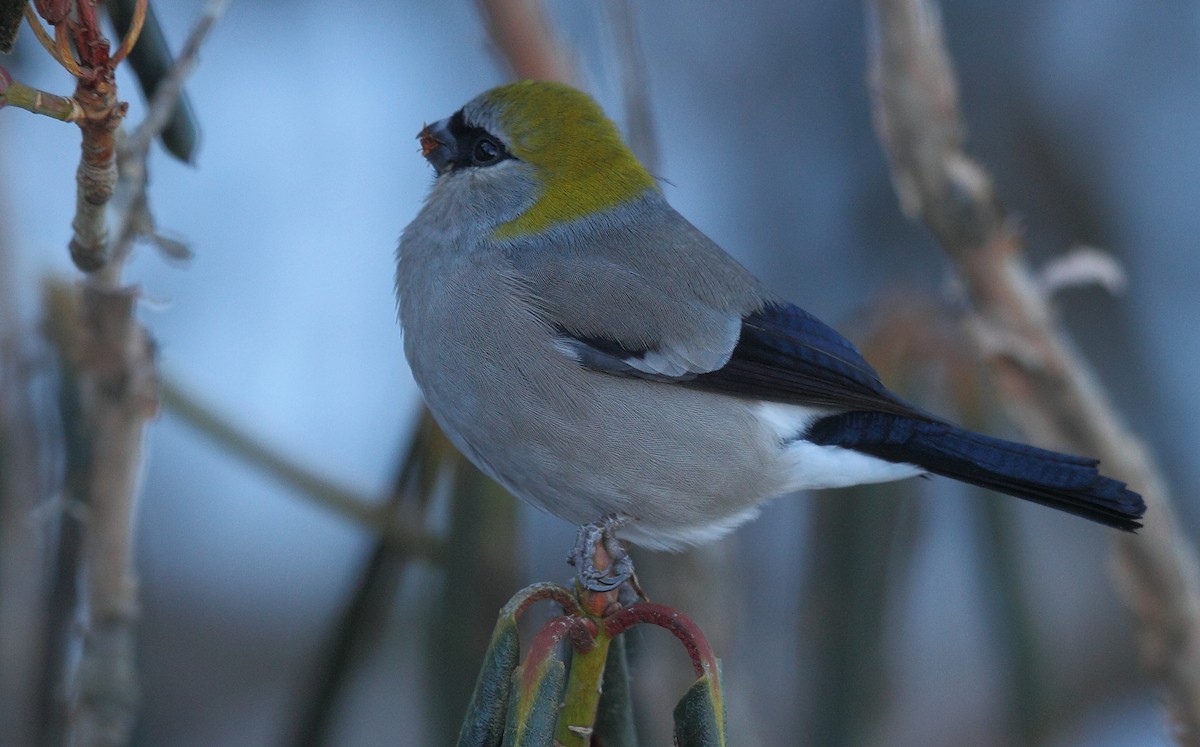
<box><xmin>556</xmin><ymin>302</ymin><xmax>1146</xmax><ymax>531</ymax></box>
<box><xmin>560</xmin><ymin>301</ymin><xmax>925</xmax><ymax>416</ymax></box>
<box><xmin>682</xmin><ymin>302</ymin><xmax>922</xmax><ymax>416</ymax></box>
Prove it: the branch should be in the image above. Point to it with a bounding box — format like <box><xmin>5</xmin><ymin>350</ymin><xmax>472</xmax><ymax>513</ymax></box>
<box><xmin>604</xmin><ymin>0</ymin><xmax>659</xmax><ymax>174</ymax></box>
<box><xmin>0</xmin><ymin>69</ymin><xmax>83</xmax><ymax>121</ymax></box>
<box><xmin>111</xmin><ymin>0</ymin><xmax>229</xmax><ymax>267</ymax></box>
<box><xmin>123</xmin><ymin>0</ymin><xmax>225</xmax><ymax>158</ymax></box>
<box><xmin>65</xmin><ymin>20</ymin><xmax>124</xmax><ymax>274</ymax></box>
<box><xmin>54</xmin><ymin>4</ymin><xmax>224</xmax><ymax>744</ymax></box>
<box><xmin>67</xmin><ymin>282</ymin><xmax>155</xmax><ymax>747</ymax></box>
<box><xmin>475</xmin><ymin>0</ymin><xmax>575</xmax><ymax>83</ymax></box>
<box><xmin>866</xmin><ymin>0</ymin><xmax>1200</xmax><ymax>739</ymax></box>
<box><xmin>159</xmin><ymin>376</ymin><xmax>440</xmax><ymax>561</ymax></box>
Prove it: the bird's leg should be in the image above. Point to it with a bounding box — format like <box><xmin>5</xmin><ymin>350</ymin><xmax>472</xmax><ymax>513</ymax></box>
<box><xmin>568</xmin><ymin>514</ymin><xmax>635</xmax><ymax>593</ymax></box>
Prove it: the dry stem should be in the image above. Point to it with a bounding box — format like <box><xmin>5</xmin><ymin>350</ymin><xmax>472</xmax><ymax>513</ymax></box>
<box><xmin>867</xmin><ymin>0</ymin><xmax>1200</xmax><ymax>739</ymax></box>
<box><xmin>59</xmin><ymin>2</ymin><xmax>229</xmax><ymax>744</ymax></box>
<box><xmin>475</xmin><ymin>0</ymin><xmax>575</xmax><ymax>83</ymax></box>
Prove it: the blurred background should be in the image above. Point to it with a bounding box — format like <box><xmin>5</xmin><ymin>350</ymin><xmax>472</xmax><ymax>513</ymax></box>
<box><xmin>1</xmin><ymin>0</ymin><xmax>1197</xmax><ymax>744</ymax></box>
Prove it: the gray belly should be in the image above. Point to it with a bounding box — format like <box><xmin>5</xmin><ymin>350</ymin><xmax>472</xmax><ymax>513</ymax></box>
<box><xmin>398</xmin><ymin>239</ymin><xmax>793</xmax><ymax>549</ymax></box>
<box><xmin>404</xmin><ymin>312</ymin><xmax>789</xmax><ymax>549</ymax></box>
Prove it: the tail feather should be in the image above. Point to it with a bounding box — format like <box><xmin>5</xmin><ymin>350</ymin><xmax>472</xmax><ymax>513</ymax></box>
<box><xmin>806</xmin><ymin>411</ymin><xmax>1146</xmax><ymax>531</ymax></box>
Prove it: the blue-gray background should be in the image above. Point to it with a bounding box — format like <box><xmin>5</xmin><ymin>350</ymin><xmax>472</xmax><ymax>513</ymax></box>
<box><xmin>1</xmin><ymin>1</ymin><xmax>1195</xmax><ymax>744</ymax></box>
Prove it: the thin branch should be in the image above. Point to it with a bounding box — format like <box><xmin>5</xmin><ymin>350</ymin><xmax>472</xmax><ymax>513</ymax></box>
<box><xmin>22</xmin><ymin>3</ymin><xmax>60</xmax><ymax>62</ymax></box>
<box><xmin>475</xmin><ymin>0</ymin><xmax>575</xmax><ymax>83</ymax></box>
<box><xmin>604</xmin><ymin>0</ymin><xmax>659</xmax><ymax>174</ymax></box>
<box><xmin>124</xmin><ymin>0</ymin><xmax>225</xmax><ymax>157</ymax></box>
<box><xmin>66</xmin><ymin>77</ymin><xmax>121</xmax><ymax>273</ymax></box>
<box><xmin>58</xmin><ymin>4</ymin><xmax>228</xmax><ymax>744</ymax></box>
<box><xmin>866</xmin><ymin>0</ymin><xmax>1200</xmax><ymax>739</ymax></box>
<box><xmin>52</xmin><ymin>19</ymin><xmax>83</xmax><ymax>77</ymax></box>
<box><xmin>158</xmin><ymin>376</ymin><xmax>440</xmax><ymax>561</ymax></box>
<box><xmin>108</xmin><ymin>0</ymin><xmax>146</xmax><ymax>67</ymax></box>
<box><xmin>0</xmin><ymin>72</ymin><xmax>84</xmax><ymax>121</ymax></box>
<box><xmin>112</xmin><ymin>0</ymin><xmax>228</xmax><ymax>266</ymax></box>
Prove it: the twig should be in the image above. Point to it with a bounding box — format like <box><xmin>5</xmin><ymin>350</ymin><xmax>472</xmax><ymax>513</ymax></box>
<box><xmin>64</xmin><ymin>8</ymin><xmax>124</xmax><ymax>273</ymax></box>
<box><xmin>56</xmin><ymin>4</ymin><xmax>227</xmax><ymax>744</ymax></box>
<box><xmin>866</xmin><ymin>0</ymin><xmax>1200</xmax><ymax>739</ymax></box>
<box><xmin>124</xmin><ymin>0</ymin><xmax>225</xmax><ymax>157</ymax></box>
<box><xmin>158</xmin><ymin>376</ymin><xmax>440</xmax><ymax>561</ymax></box>
<box><xmin>475</xmin><ymin>0</ymin><xmax>575</xmax><ymax>83</ymax></box>
<box><xmin>67</xmin><ymin>282</ymin><xmax>155</xmax><ymax>747</ymax></box>
<box><xmin>109</xmin><ymin>0</ymin><xmax>147</xmax><ymax>67</ymax></box>
<box><xmin>0</xmin><ymin>70</ymin><xmax>84</xmax><ymax>121</ymax></box>
<box><xmin>604</xmin><ymin>0</ymin><xmax>659</xmax><ymax>174</ymax></box>
<box><xmin>112</xmin><ymin>0</ymin><xmax>228</xmax><ymax>266</ymax></box>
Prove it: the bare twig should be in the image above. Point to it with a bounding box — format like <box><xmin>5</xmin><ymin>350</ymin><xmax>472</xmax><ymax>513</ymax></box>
<box><xmin>109</xmin><ymin>0</ymin><xmax>147</xmax><ymax>67</ymax></box>
<box><xmin>67</xmin><ymin>282</ymin><xmax>155</xmax><ymax>747</ymax></box>
<box><xmin>56</xmin><ymin>4</ymin><xmax>226</xmax><ymax>744</ymax></box>
<box><xmin>124</xmin><ymin>0</ymin><xmax>225</xmax><ymax>158</ymax></box>
<box><xmin>1035</xmin><ymin>246</ymin><xmax>1127</xmax><ymax>297</ymax></box>
<box><xmin>64</xmin><ymin>6</ymin><xmax>125</xmax><ymax>274</ymax></box>
<box><xmin>475</xmin><ymin>0</ymin><xmax>575</xmax><ymax>83</ymax></box>
<box><xmin>159</xmin><ymin>376</ymin><xmax>441</xmax><ymax>561</ymax></box>
<box><xmin>866</xmin><ymin>0</ymin><xmax>1200</xmax><ymax>739</ymax></box>
<box><xmin>0</xmin><ymin>70</ymin><xmax>84</xmax><ymax>121</ymax></box>
<box><xmin>604</xmin><ymin>0</ymin><xmax>659</xmax><ymax>174</ymax></box>
<box><xmin>112</xmin><ymin>0</ymin><xmax>228</xmax><ymax>266</ymax></box>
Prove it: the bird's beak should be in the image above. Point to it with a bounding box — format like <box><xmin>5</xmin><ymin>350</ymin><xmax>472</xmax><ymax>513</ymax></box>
<box><xmin>418</xmin><ymin>120</ymin><xmax>456</xmax><ymax>176</ymax></box>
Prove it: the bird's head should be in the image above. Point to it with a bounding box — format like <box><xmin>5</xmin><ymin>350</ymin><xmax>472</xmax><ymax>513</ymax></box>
<box><xmin>417</xmin><ymin>81</ymin><xmax>657</xmax><ymax>239</ymax></box>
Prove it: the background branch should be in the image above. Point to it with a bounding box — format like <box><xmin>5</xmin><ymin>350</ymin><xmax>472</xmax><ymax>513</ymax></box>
<box><xmin>475</xmin><ymin>0</ymin><xmax>575</xmax><ymax>83</ymax></box>
<box><xmin>159</xmin><ymin>376</ymin><xmax>439</xmax><ymax>561</ymax></box>
<box><xmin>867</xmin><ymin>0</ymin><xmax>1200</xmax><ymax>739</ymax></box>
<box><xmin>58</xmin><ymin>3</ymin><xmax>226</xmax><ymax>744</ymax></box>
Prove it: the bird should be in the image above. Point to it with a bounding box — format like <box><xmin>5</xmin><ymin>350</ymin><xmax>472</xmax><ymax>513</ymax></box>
<box><xmin>395</xmin><ymin>80</ymin><xmax>1145</xmax><ymax>585</ymax></box>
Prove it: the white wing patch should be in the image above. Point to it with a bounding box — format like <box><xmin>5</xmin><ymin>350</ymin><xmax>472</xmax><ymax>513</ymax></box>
<box><xmin>551</xmin><ymin>314</ymin><xmax>741</xmax><ymax>381</ymax></box>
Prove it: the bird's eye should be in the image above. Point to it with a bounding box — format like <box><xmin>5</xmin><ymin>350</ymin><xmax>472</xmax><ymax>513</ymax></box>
<box><xmin>473</xmin><ymin>136</ymin><xmax>502</xmax><ymax>165</ymax></box>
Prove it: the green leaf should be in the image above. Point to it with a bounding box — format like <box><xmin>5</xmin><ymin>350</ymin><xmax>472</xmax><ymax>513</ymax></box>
<box><xmin>802</xmin><ymin>484</ymin><xmax>917</xmax><ymax>745</ymax></box>
<box><xmin>456</xmin><ymin>618</ymin><xmax>521</xmax><ymax>747</ymax></box>
<box><xmin>672</xmin><ymin>663</ymin><xmax>726</xmax><ymax>747</ymax></box>
<box><xmin>431</xmin><ymin>450</ymin><xmax>518</xmax><ymax>744</ymax></box>
<box><xmin>504</xmin><ymin>629</ymin><xmax>567</xmax><ymax>747</ymax></box>
<box><xmin>0</xmin><ymin>0</ymin><xmax>22</xmax><ymax>54</ymax></box>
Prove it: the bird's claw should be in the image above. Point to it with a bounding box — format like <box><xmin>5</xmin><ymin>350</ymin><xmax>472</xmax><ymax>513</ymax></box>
<box><xmin>568</xmin><ymin>516</ymin><xmax>635</xmax><ymax>593</ymax></box>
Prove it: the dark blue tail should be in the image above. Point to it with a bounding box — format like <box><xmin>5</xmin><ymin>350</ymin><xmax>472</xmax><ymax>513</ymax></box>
<box><xmin>806</xmin><ymin>411</ymin><xmax>1145</xmax><ymax>531</ymax></box>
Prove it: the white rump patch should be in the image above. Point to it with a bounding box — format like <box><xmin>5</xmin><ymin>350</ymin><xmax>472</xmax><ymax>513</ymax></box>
<box><xmin>754</xmin><ymin>402</ymin><xmax>924</xmax><ymax>491</ymax></box>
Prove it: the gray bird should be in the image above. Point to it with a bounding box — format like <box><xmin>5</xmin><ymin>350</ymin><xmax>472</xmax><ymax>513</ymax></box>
<box><xmin>396</xmin><ymin>81</ymin><xmax>1144</xmax><ymax>582</ymax></box>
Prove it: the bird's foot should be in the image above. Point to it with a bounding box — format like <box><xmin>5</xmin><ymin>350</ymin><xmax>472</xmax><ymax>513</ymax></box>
<box><xmin>568</xmin><ymin>515</ymin><xmax>636</xmax><ymax>594</ymax></box>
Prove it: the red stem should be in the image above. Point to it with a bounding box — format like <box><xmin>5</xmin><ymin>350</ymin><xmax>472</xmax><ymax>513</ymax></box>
<box><xmin>602</xmin><ymin>602</ymin><xmax>717</xmax><ymax>678</ymax></box>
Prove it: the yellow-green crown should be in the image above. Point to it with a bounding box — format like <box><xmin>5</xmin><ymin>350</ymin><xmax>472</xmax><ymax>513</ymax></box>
<box><xmin>472</xmin><ymin>81</ymin><xmax>657</xmax><ymax>238</ymax></box>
